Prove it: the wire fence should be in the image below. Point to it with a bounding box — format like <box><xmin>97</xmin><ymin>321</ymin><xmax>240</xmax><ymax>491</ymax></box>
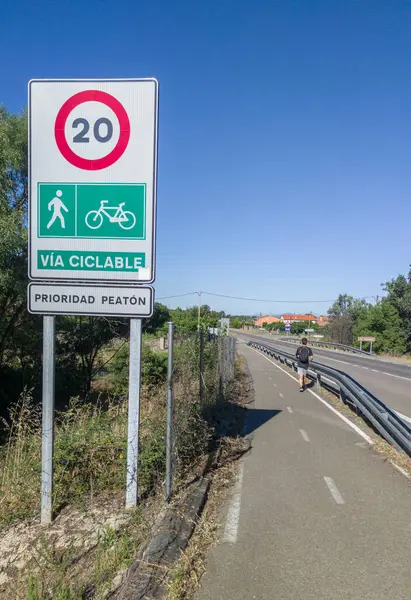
<box><xmin>165</xmin><ymin>326</ymin><xmax>237</xmax><ymax>501</ymax></box>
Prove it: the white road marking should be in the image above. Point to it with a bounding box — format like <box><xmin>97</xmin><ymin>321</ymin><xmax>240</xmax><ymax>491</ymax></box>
<box><xmin>382</xmin><ymin>371</ymin><xmax>411</xmax><ymax>382</ymax></box>
<box><xmin>273</xmin><ymin>383</ymin><xmax>277</xmax><ymax>388</ymax></box>
<box><xmin>279</xmin><ymin>392</ymin><xmax>284</xmax><ymax>398</ymax></box>
<box><xmin>324</xmin><ymin>477</ymin><xmax>345</xmax><ymax>505</ymax></box>
<box><xmin>223</xmin><ymin>462</ymin><xmax>244</xmax><ymax>544</ymax></box>
<box><xmin>287</xmin><ymin>406</ymin><xmax>293</xmax><ymax>413</ymax></box>
<box><xmin>269</xmin><ymin>376</ymin><xmax>272</xmax><ymax>380</ymax></box>
<box><xmin>318</xmin><ymin>356</ymin><xmax>351</xmax><ymax>366</ymax></box>
<box><xmin>391</xmin><ymin>462</ymin><xmax>411</xmax><ymax>479</ymax></box>
<box><xmin>317</xmin><ymin>356</ymin><xmax>411</xmax><ymax>381</ymax></box>
<box><xmin>361</xmin><ymin>366</ymin><xmax>369</xmax><ymax>370</ymax></box>
<box><xmin>394</xmin><ymin>410</ymin><xmax>411</xmax><ymax>425</ymax></box>
<box><xmin>300</xmin><ymin>429</ymin><xmax>310</xmax><ymax>442</ymax></box>
<box><xmin>248</xmin><ymin>346</ymin><xmax>374</xmax><ymax>445</ymax></box>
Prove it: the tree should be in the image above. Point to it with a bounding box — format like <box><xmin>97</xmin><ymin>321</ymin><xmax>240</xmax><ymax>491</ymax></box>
<box><xmin>327</xmin><ymin>294</ymin><xmax>369</xmax><ymax>345</ymax></box>
<box><xmin>0</xmin><ymin>108</ymin><xmax>29</xmax><ymax>367</ymax></box>
<box><xmin>170</xmin><ymin>305</ymin><xmax>222</xmax><ymax>332</ymax></box>
<box><xmin>354</xmin><ymin>299</ymin><xmax>406</xmax><ymax>354</ymax></box>
<box><xmin>290</xmin><ymin>321</ymin><xmax>319</xmax><ymax>335</ymax></box>
<box><xmin>58</xmin><ymin>316</ymin><xmax>127</xmax><ymax>396</ymax></box>
<box><xmin>143</xmin><ymin>303</ymin><xmax>170</xmax><ymax>334</ymax></box>
<box><xmin>383</xmin><ymin>268</ymin><xmax>411</xmax><ymax>352</ymax></box>
<box><xmin>0</xmin><ymin>108</ymin><xmax>44</xmax><ymax>414</ymax></box>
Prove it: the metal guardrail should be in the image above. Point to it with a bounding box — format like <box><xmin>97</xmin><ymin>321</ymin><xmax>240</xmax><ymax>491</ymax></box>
<box><xmin>247</xmin><ymin>340</ymin><xmax>411</xmax><ymax>457</ymax></box>
<box><xmin>278</xmin><ymin>337</ymin><xmax>372</xmax><ymax>355</ymax></box>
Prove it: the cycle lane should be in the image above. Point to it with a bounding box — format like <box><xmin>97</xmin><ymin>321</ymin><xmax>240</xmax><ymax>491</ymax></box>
<box><xmin>195</xmin><ymin>344</ymin><xmax>411</xmax><ymax>600</ymax></box>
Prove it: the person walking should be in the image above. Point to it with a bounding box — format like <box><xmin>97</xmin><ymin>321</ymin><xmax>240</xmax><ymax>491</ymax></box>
<box><xmin>296</xmin><ymin>337</ymin><xmax>313</xmax><ymax>392</ymax></box>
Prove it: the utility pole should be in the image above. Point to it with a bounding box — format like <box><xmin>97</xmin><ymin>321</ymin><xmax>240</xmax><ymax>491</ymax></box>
<box><xmin>197</xmin><ymin>291</ymin><xmax>202</xmax><ymax>330</ymax></box>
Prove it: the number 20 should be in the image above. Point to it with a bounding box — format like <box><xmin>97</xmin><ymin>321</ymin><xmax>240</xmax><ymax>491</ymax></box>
<box><xmin>72</xmin><ymin>118</ymin><xmax>113</xmax><ymax>143</ymax></box>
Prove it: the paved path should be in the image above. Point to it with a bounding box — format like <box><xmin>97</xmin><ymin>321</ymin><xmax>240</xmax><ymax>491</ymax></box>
<box><xmin>237</xmin><ymin>331</ymin><xmax>411</xmax><ymax>420</ymax></box>
<box><xmin>195</xmin><ymin>343</ymin><xmax>411</xmax><ymax>600</ymax></box>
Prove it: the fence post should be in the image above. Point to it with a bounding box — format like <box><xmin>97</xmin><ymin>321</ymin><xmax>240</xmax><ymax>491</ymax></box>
<box><xmin>229</xmin><ymin>336</ymin><xmax>234</xmax><ymax>379</ymax></box>
<box><xmin>166</xmin><ymin>321</ymin><xmax>174</xmax><ymax>503</ymax></box>
<box><xmin>219</xmin><ymin>335</ymin><xmax>224</xmax><ymax>398</ymax></box>
<box><xmin>199</xmin><ymin>328</ymin><xmax>205</xmax><ymax>404</ymax></box>
<box><xmin>316</xmin><ymin>373</ymin><xmax>321</xmax><ymax>391</ymax></box>
<box><xmin>41</xmin><ymin>316</ymin><xmax>55</xmax><ymax>525</ymax></box>
<box><xmin>232</xmin><ymin>337</ymin><xmax>236</xmax><ymax>376</ymax></box>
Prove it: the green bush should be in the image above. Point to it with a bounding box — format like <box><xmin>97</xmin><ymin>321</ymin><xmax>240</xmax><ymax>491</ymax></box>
<box><xmin>109</xmin><ymin>343</ymin><xmax>168</xmax><ymax>393</ymax></box>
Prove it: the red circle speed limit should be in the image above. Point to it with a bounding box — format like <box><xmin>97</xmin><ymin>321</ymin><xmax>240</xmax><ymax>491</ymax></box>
<box><xmin>54</xmin><ymin>90</ymin><xmax>130</xmax><ymax>170</ymax></box>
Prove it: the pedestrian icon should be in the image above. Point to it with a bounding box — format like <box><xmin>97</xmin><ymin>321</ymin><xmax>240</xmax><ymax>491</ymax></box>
<box><xmin>47</xmin><ymin>190</ymin><xmax>68</xmax><ymax>230</ymax></box>
<box><xmin>85</xmin><ymin>200</ymin><xmax>137</xmax><ymax>231</ymax></box>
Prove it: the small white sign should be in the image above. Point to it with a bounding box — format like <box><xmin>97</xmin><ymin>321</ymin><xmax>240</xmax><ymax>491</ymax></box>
<box><xmin>28</xmin><ymin>283</ymin><xmax>154</xmax><ymax>317</ymax></box>
<box><xmin>29</xmin><ymin>79</ymin><xmax>158</xmax><ymax>283</ymax></box>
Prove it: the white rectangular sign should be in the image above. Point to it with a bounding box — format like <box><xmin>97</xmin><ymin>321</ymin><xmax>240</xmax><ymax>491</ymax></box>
<box><xmin>28</xmin><ymin>283</ymin><xmax>154</xmax><ymax>317</ymax></box>
<box><xmin>29</xmin><ymin>79</ymin><xmax>158</xmax><ymax>283</ymax></box>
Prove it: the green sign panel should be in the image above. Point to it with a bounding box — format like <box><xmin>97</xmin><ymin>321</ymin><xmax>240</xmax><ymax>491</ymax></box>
<box><xmin>38</xmin><ymin>183</ymin><xmax>146</xmax><ymax>240</ymax></box>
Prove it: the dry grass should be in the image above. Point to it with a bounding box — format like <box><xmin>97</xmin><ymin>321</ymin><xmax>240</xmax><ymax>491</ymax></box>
<box><xmin>373</xmin><ymin>439</ymin><xmax>411</xmax><ymax>478</ymax></box>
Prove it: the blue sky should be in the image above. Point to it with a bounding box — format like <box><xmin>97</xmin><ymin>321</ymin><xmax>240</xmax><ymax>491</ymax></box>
<box><xmin>1</xmin><ymin>0</ymin><xmax>410</xmax><ymax>316</ymax></box>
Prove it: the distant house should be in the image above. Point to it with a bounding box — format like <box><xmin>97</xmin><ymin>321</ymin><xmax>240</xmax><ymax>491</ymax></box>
<box><xmin>254</xmin><ymin>315</ymin><xmax>282</xmax><ymax>328</ymax></box>
<box><xmin>281</xmin><ymin>314</ymin><xmax>317</xmax><ymax>323</ymax></box>
<box><xmin>316</xmin><ymin>315</ymin><xmax>330</xmax><ymax>327</ymax></box>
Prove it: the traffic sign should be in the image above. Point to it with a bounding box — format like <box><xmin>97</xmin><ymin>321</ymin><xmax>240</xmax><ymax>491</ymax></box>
<box><xmin>28</xmin><ymin>283</ymin><xmax>154</xmax><ymax>317</ymax></box>
<box><xmin>29</xmin><ymin>79</ymin><xmax>158</xmax><ymax>283</ymax></box>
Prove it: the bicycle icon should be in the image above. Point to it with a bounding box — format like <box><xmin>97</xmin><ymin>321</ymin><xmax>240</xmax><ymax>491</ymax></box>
<box><xmin>85</xmin><ymin>201</ymin><xmax>136</xmax><ymax>231</ymax></box>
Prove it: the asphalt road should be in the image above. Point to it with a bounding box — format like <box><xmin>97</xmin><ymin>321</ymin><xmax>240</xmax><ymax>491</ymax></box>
<box><xmin>236</xmin><ymin>331</ymin><xmax>411</xmax><ymax>420</ymax></box>
<box><xmin>195</xmin><ymin>344</ymin><xmax>411</xmax><ymax>600</ymax></box>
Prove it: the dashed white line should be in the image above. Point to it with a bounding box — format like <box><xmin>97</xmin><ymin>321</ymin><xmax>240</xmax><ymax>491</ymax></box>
<box><xmin>279</xmin><ymin>392</ymin><xmax>284</xmax><ymax>398</ymax></box>
<box><xmin>287</xmin><ymin>406</ymin><xmax>293</xmax><ymax>413</ymax></box>
<box><xmin>382</xmin><ymin>371</ymin><xmax>411</xmax><ymax>382</ymax></box>
<box><xmin>273</xmin><ymin>383</ymin><xmax>277</xmax><ymax>388</ymax></box>
<box><xmin>248</xmin><ymin>346</ymin><xmax>374</xmax><ymax>445</ymax></box>
<box><xmin>300</xmin><ymin>429</ymin><xmax>310</xmax><ymax>442</ymax></box>
<box><xmin>361</xmin><ymin>366</ymin><xmax>369</xmax><ymax>370</ymax></box>
<box><xmin>324</xmin><ymin>477</ymin><xmax>345</xmax><ymax>505</ymax></box>
<box><xmin>372</xmin><ymin>369</ymin><xmax>379</xmax><ymax>372</ymax></box>
<box><xmin>269</xmin><ymin>376</ymin><xmax>272</xmax><ymax>380</ymax></box>
<box><xmin>223</xmin><ymin>462</ymin><xmax>244</xmax><ymax>544</ymax></box>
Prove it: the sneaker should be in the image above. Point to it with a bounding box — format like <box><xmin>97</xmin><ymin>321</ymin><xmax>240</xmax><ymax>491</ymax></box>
<box><xmin>299</xmin><ymin>386</ymin><xmax>304</xmax><ymax>392</ymax></box>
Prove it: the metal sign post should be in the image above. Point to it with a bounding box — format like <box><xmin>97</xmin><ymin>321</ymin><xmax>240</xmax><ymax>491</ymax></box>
<box><xmin>126</xmin><ymin>319</ymin><xmax>143</xmax><ymax>508</ymax></box>
<box><xmin>41</xmin><ymin>316</ymin><xmax>55</xmax><ymax>525</ymax></box>
<box><xmin>165</xmin><ymin>321</ymin><xmax>174</xmax><ymax>502</ymax></box>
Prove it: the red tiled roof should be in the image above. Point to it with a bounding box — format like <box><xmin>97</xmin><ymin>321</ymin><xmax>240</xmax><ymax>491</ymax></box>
<box><xmin>281</xmin><ymin>314</ymin><xmax>316</xmax><ymax>321</ymax></box>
